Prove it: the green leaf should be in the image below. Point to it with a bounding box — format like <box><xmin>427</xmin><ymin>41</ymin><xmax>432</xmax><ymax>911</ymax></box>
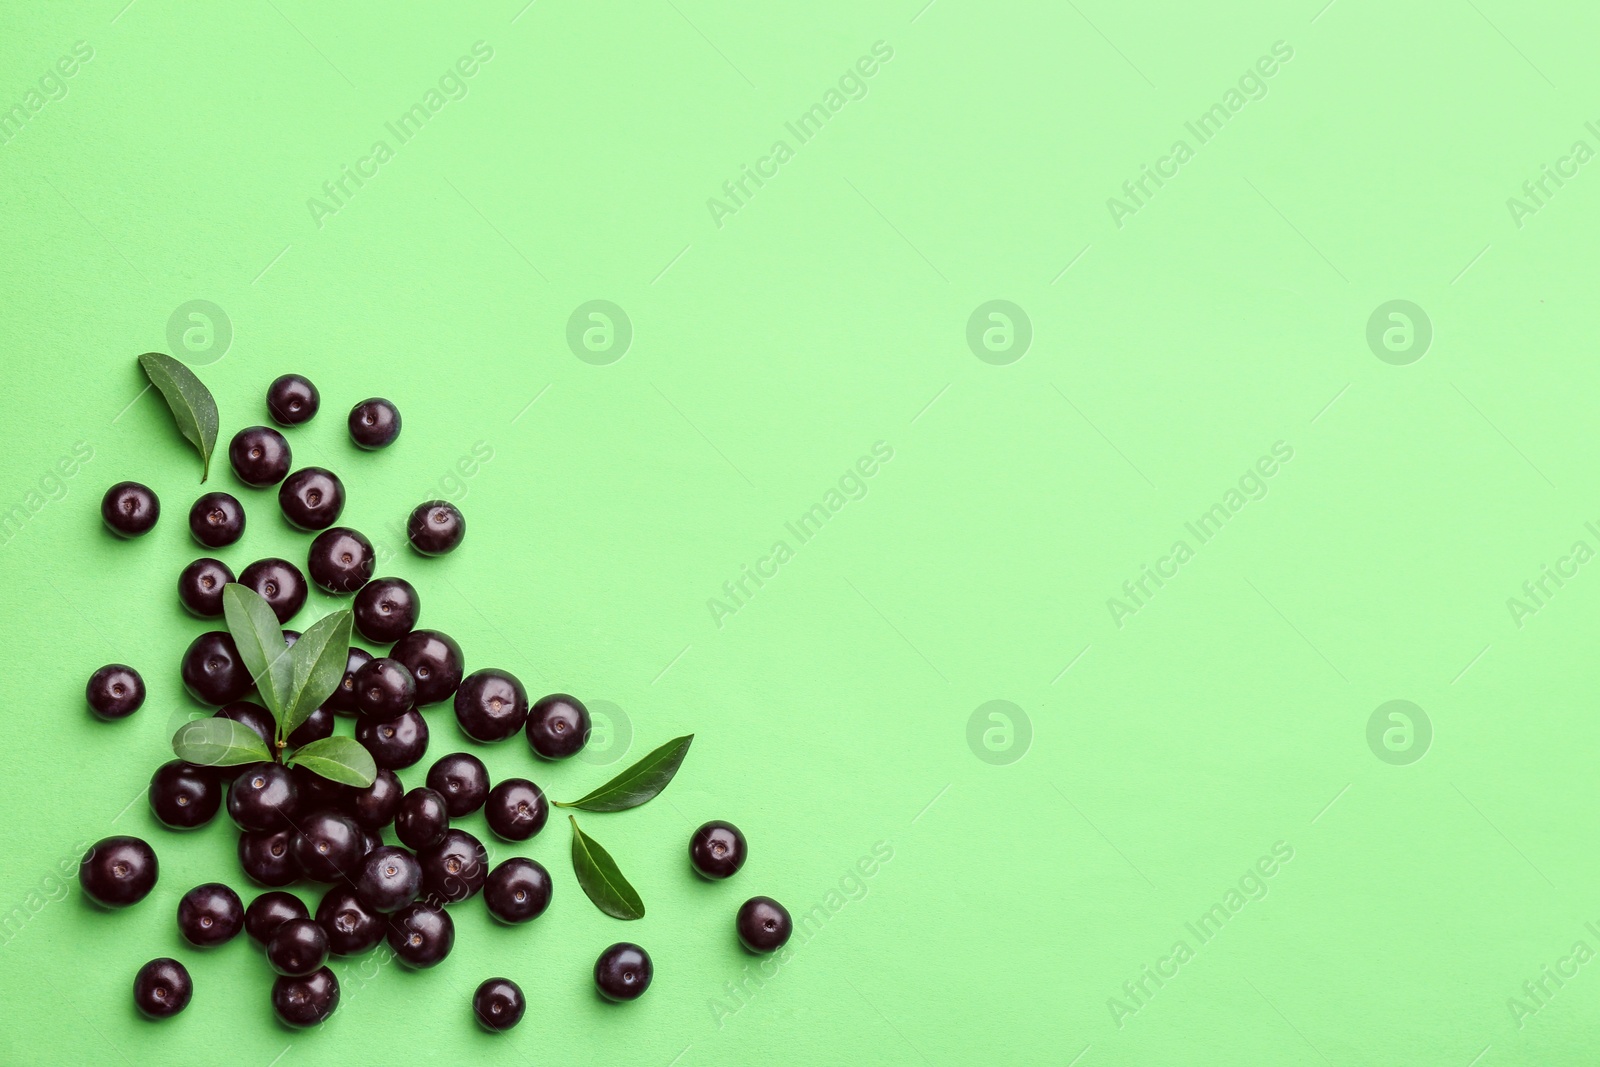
<box><xmin>172</xmin><ymin>718</ymin><xmax>271</xmax><ymax>769</ymax></box>
<box><xmin>281</xmin><ymin>609</ymin><xmax>353</xmax><ymax>738</ymax></box>
<box><xmin>556</xmin><ymin>734</ymin><xmax>694</xmax><ymax>812</ymax></box>
<box><xmin>287</xmin><ymin>736</ymin><xmax>376</xmax><ymax>787</ymax></box>
<box><xmin>137</xmin><ymin>352</ymin><xmax>219</xmax><ymax>481</ymax></box>
<box><xmin>222</xmin><ymin>584</ymin><xmax>292</xmax><ymax>724</ymax></box>
<box><xmin>569</xmin><ymin>816</ymin><xmax>645</xmax><ymax>920</ymax></box>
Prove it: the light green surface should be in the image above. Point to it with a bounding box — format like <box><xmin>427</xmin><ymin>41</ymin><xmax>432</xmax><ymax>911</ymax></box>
<box><xmin>1</xmin><ymin>1</ymin><xmax>1598</xmax><ymax>1063</ymax></box>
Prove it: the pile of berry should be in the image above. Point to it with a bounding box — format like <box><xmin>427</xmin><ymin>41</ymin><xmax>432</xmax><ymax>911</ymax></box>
<box><xmin>80</xmin><ymin>369</ymin><xmax>792</xmax><ymax>1030</ymax></box>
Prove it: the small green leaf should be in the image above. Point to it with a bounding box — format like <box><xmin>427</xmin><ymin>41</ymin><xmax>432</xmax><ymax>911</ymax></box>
<box><xmin>172</xmin><ymin>718</ymin><xmax>271</xmax><ymax>768</ymax></box>
<box><xmin>281</xmin><ymin>610</ymin><xmax>353</xmax><ymax>737</ymax></box>
<box><xmin>222</xmin><ymin>584</ymin><xmax>292</xmax><ymax>724</ymax></box>
<box><xmin>137</xmin><ymin>352</ymin><xmax>219</xmax><ymax>481</ymax></box>
<box><xmin>569</xmin><ymin>816</ymin><xmax>645</xmax><ymax>920</ymax></box>
<box><xmin>287</xmin><ymin>736</ymin><xmax>376</xmax><ymax>787</ymax></box>
<box><xmin>556</xmin><ymin>734</ymin><xmax>694</xmax><ymax>812</ymax></box>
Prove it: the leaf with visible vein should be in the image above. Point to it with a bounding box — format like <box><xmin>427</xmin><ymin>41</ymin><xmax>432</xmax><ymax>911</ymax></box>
<box><xmin>172</xmin><ymin>717</ymin><xmax>271</xmax><ymax>769</ymax></box>
<box><xmin>222</xmin><ymin>584</ymin><xmax>291</xmax><ymax>725</ymax></box>
<box><xmin>557</xmin><ymin>735</ymin><xmax>693</xmax><ymax>812</ymax></box>
<box><xmin>287</xmin><ymin>736</ymin><xmax>376</xmax><ymax>787</ymax></box>
<box><xmin>281</xmin><ymin>609</ymin><xmax>352</xmax><ymax>737</ymax></box>
<box><xmin>137</xmin><ymin>352</ymin><xmax>219</xmax><ymax>481</ymax></box>
<box><xmin>569</xmin><ymin>816</ymin><xmax>645</xmax><ymax>920</ymax></box>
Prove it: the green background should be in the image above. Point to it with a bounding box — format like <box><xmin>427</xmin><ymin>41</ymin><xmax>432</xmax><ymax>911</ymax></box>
<box><xmin>0</xmin><ymin>0</ymin><xmax>1596</xmax><ymax>1063</ymax></box>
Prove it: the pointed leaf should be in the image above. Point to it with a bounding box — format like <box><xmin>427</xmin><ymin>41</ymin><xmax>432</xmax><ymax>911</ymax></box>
<box><xmin>569</xmin><ymin>816</ymin><xmax>645</xmax><ymax>920</ymax></box>
<box><xmin>557</xmin><ymin>735</ymin><xmax>693</xmax><ymax>812</ymax></box>
<box><xmin>281</xmin><ymin>609</ymin><xmax>353</xmax><ymax>736</ymax></box>
<box><xmin>172</xmin><ymin>717</ymin><xmax>271</xmax><ymax>769</ymax></box>
<box><xmin>137</xmin><ymin>352</ymin><xmax>219</xmax><ymax>481</ymax></box>
<box><xmin>287</xmin><ymin>736</ymin><xmax>376</xmax><ymax>787</ymax></box>
<box><xmin>222</xmin><ymin>584</ymin><xmax>292</xmax><ymax>724</ymax></box>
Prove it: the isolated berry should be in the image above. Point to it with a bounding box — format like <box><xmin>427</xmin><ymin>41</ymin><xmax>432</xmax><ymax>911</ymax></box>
<box><xmin>391</xmin><ymin>629</ymin><xmax>464</xmax><ymax>705</ymax></box>
<box><xmin>267</xmin><ymin>918</ymin><xmax>329</xmax><ymax>977</ymax></box>
<box><xmin>316</xmin><ymin>886</ymin><xmax>384</xmax><ymax>956</ymax></box>
<box><xmin>307</xmin><ymin>527</ymin><xmax>374</xmax><ymax>595</ymax></box>
<box><xmin>181</xmin><ymin>631</ymin><xmax>252</xmax><ymax>705</ymax></box>
<box><xmin>272</xmin><ymin>967</ymin><xmax>340</xmax><ymax>1027</ymax></box>
<box><xmin>177</xmin><ymin>882</ymin><xmax>244</xmax><ymax>947</ymax></box>
<box><xmin>594</xmin><ymin>943</ymin><xmax>652</xmax><ymax>1001</ymax></box>
<box><xmin>690</xmin><ymin>821</ymin><xmax>747</xmax><ymax>880</ymax></box>
<box><xmin>189</xmin><ymin>491</ymin><xmax>245</xmax><ymax>548</ymax></box>
<box><xmin>177</xmin><ymin>557</ymin><xmax>234</xmax><ymax>616</ymax></box>
<box><xmin>419</xmin><ymin>828</ymin><xmax>488</xmax><ymax>904</ymax></box>
<box><xmin>394</xmin><ymin>787</ymin><xmax>450</xmax><ymax>850</ymax></box>
<box><xmin>353</xmin><ymin>577</ymin><xmax>419</xmax><ymax>644</ymax></box>
<box><xmin>102</xmin><ymin>481</ymin><xmax>159</xmax><ymax>537</ymax></box>
<box><xmin>278</xmin><ymin>467</ymin><xmax>345</xmax><ymax>530</ymax></box>
<box><xmin>387</xmin><ymin>902</ymin><xmax>454</xmax><ymax>968</ymax></box>
<box><xmin>148</xmin><ymin>760</ymin><xmax>221</xmax><ymax>829</ymax></box>
<box><xmin>245</xmin><ymin>891</ymin><xmax>309</xmax><ymax>946</ymax></box>
<box><xmin>354</xmin><ymin>657</ymin><xmax>415</xmax><ymax>720</ymax></box>
<box><xmin>473</xmin><ymin>978</ymin><xmax>525</xmax><ymax>1032</ymax></box>
<box><xmin>355</xmin><ymin>846</ymin><xmax>423</xmax><ymax>913</ymax></box>
<box><xmin>426</xmin><ymin>752</ymin><xmax>489</xmax><ymax>817</ymax></box>
<box><xmin>230</xmin><ymin>426</ymin><xmax>292</xmax><ymax>487</ymax></box>
<box><xmin>349</xmin><ymin>398</ymin><xmax>401</xmax><ymax>449</ymax></box>
<box><xmin>238</xmin><ymin>557</ymin><xmax>308</xmax><ymax>624</ymax></box>
<box><xmin>454</xmin><ymin>668</ymin><xmax>527</xmax><ymax>743</ymax></box>
<box><xmin>133</xmin><ymin>958</ymin><xmax>192</xmax><ymax>1019</ymax></box>
<box><xmin>86</xmin><ymin>664</ymin><xmax>145</xmax><ymax>720</ymax></box>
<box><xmin>238</xmin><ymin>829</ymin><xmax>298</xmax><ymax>887</ymax></box>
<box><xmin>484</xmin><ymin>779</ymin><xmax>547</xmax><ymax>842</ymax></box>
<box><xmin>80</xmin><ymin>835</ymin><xmax>159</xmax><ymax>908</ymax></box>
<box><xmin>324</xmin><ymin>647</ymin><xmax>373</xmax><ymax>716</ymax></box>
<box><xmin>407</xmin><ymin>500</ymin><xmax>464</xmax><ymax>555</ymax></box>
<box><xmin>526</xmin><ymin>694</ymin><xmax>590</xmax><ymax>760</ymax></box>
<box><xmin>267</xmin><ymin>374</ymin><xmax>320</xmax><ymax>426</ymax></box>
<box><xmin>483</xmin><ymin>858</ymin><xmax>551</xmax><ymax>924</ymax></box>
<box><xmin>355</xmin><ymin>708</ymin><xmax>429</xmax><ymax>769</ymax></box>
<box><xmin>736</xmin><ymin>896</ymin><xmax>792</xmax><ymax>953</ymax></box>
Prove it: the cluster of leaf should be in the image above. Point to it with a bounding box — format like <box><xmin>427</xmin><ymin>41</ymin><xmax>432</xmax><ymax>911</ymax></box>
<box><xmin>171</xmin><ymin>584</ymin><xmax>375</xmax><ymax>786</ymax></box>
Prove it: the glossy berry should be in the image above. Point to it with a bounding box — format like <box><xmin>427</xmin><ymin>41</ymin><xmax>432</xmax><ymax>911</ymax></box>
<box><xmin>346</xmin><ymin>768</ymin><xmax>403</xmax><ymax>829</ymax></box>
<box><xmin>426</xmin><ymin>753</ymin><xmax>489</xmax><ymax>817</ymax></box>
<box><xmin>102</xmin><ymin>481</ymin><xmax>159</xmax><ymax>537</ymax></box>
<box><xmin>690</xmin><ymin>821</ymin><xmax>747</xmax><ymax>880</ymax></box>
<box><xmin>324</xmin><ymin>647</ymin><xmax>373</xmax><ymax>716</ymax></box>
<box><xmin>86</xmin><ymin>664</ymin><xmax>145</xmax><ymax>720</ymax></box>
<box><xmin>526</xmin><ymin>694</ymin><xmax>590</xmax><ymax>760</ymax></box>
<box><xmin>80</xmin><ymin>835</ymin><xmax>158</xmax><ymax>908</ymax></box>
<box><xmin>181</xmin><ymin>631</ymin><xmax>251</xmax><ymax>705</ymax></box>
<box><xmin>308</xmin><ymin>527</ymin><xmax>374</xmax><ymax>595</ymax></box>
<box><xmin>316</xmin><ymin>887</ymin><xmax>384</xmax><ymax>956</ymax></box>
<box><xmin>391</xmin><ymin>629</ymin><xmax>464</xmax><ymax>706</ymax></box>
<box><xmin>594</xmin><ymin>943</ymin><xmax>652</xmax><ymax>1002</ymax></box>
<box><xmin>267</xmin><ymin>918</ymin><xmax>329</xmax><ymax>976</ymax></box>
<box><xmin>278</xmin><ymin>467</ymin><xmax>345</xmax><ymax>531</ymax></box>
<box><xmin>290</xmin><ymin>764</ymin><xmax>347</xmax><ymax>814</ymax></box>
<box><xmin>216</xmin><ymin>701</ymin><xmax>275</xmax><ymax>748</ymax></box>
<box><xmin>272</xmin><ymin>967</ymin><xmax>340</xmax><ymax>1028</ymax></box>
<box><xmin>484</xmin><ymin>779</ymin><xmax>547</xmax><ymax>842</ymax></box>
<box><xmin>228</xmin><ymin>764</ymin><xmax>298</xmax><ymax>833</ymax></box>
<box><xmin>148</xmin><ymin>760</ymin><xmax>221</xmax><ymax>829</ymax></box>
<box><xmin>245</xmin><ymin>891</ymin><xmax>309</xmax><ymax>946</ymax></box>
<box><xmin>349</xmin><ymin>397</ymin><xmax>401</xmax><ymax>449</ymax></box>
<box><xmin>483</xmin><ymin>858</ymin><xmax>551</xmax><ymax>924</ymax></box>
<box><xmin>737</xmin><ymin>896</ymin><xmax>792</xmax><ymax>953</ymax></box>
<box><xmin>239</xmin><ymin>829</ymin><xmax>297</xmax><ymax>887</ymax></box>
<box><xmin>267</xmin><ymin>374</ymin><xmax>320</xmax><ymax>426</ymax></box>
<box><xmin>394</xmin><ymin>787</ymin><xmax>450</xmax><ymax>850</ymax></box>
<box><xmin>178</xmin><ymin>557</ymin><xmax>235</xmax><ymax>616</ymax></box>
<box><xmin>238</xmin><ymin>557</ymin><xmax>308</xmax><ymax>624</ymax></box>
<box><xmin>188</xmin><ymin>491</ymin><xmax>245</xmax><ymax>548</ymax></box>
<box><xmin>355</xmin><ymin>709</ymin><xmax>429</xmax><ymax>769</ymax></box>
<box><xmin>353</xmin><ymin>657</ymin><xmax>415</xmax><ymax>720</ymax></box>
<box><xmin>356</xmin><ymin>846</ymin><xmax>422</xmax><ymax>913</ymax></box>
<box><xmin>454</xmin><ymin>668</ymin><xmax>527</xmax><ymax>743</ymax></box>
<box><xmin>287</xmin><ymin>705</ymin><xmax>334</xmax><ymax>749</ymax></box>
<box><xmin>230</xmin><ymin>426</ymin><xmax>292</xmax><ymax>487</ymax></box>
<box><xmin>133</xmin><ymin>958</ymin><xmax>192</xmax><ymax>1020</ymax></box>
<box><xmin>473</xmin><ymin>978</ymin><xmax>525</xmax><ymax>1032</ymax></box>
<box><xmin>407</xmin><ymin>500</ymin><xmax>464</xmax><ymax>556</ymax></box>
<box><xmin>419</xmin><ymin>828</ymin><xmax>488</xmax><ymax>904</ymax></box>
<box><xmin>177</xmin><ymin>882</ymin><xmax>244</xmax><ymax>947</ymax></box>
<box><xmin>387</xmin><ymin>902</ymin><xmax>454</xmax><ymax>968</ymax></box>
<box><xmin>353</xmin><ymin>577</ymin><xmax>419</xmax><ymax>644</ymax></box>
<box><xmin>291</xmin><ymin>811</ymin><xmax>364</xmax><ymax>884</ymax></box>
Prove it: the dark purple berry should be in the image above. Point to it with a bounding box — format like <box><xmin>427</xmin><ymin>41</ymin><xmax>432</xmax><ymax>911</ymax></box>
<box><xmin>390</xmin><ymin>629</ymin><xmax>464</xmax><ymax>706</ymax></box>
<box><xmin>324</xmin><ymin>647</ymin><xmax>373</xmax><ymax>716</ymax></box>
<box><xmin>230</xmin><ymin>426</ymin><xmax>291</xmax><ymax>487</ymax></box>
<box><xmin>394</xmin><ymin>787</ymin><xmax>449</xmax><ymax>850</ymax></box>
<box><xmin>346</xmin><ymin>767</ymin><xmax>403</xmax><ymax>829</ymax></box>
<box><xmin>182</xmin><ymin>631</ymin><xmax>252</xmax><ymax>705</ymax></box>
<box><xmin>473</xmin><ymin>978</ymin><xmax>525</xmax><ymax>1032</ymax></box>
<box><xmin>287</xmin><ymin>705</ymin><xmax>334</xmax><ymax>749</ymax></box>
<box><xmin>215</xmin><ymin>701</ymin><xmax>275</xmax><ymax>747</ymax></box>
<box><xmin>355</xmin><ymin>709</ymin><xmax>429</xmax><ymax>769</ymax></box>
<box><xmin>239</xmin><ymin>829</ymin><xmax>298</xmax><ymax>887</ymax></box>
<box><xmin>387</xmin><ymin>902</ymin><xmax>453</xmax><ymax>968</ymax></box>
<box><xmin>177</xmin><ymin>882</ymin><xmax>244</xmax><ymax>946</ymax></box>
<box><xmin>407</xmin><ymin>500</ymin><xmax>464</xmax><ymax>556</ymax></box>
<box><xmin>133</xmin><ymin>958</ymin><xmax>191</xmax><ymax>1019</ymax></box>
<box><xmin>526</xmin><ymin>694</ymin><xmax>590</xmax><ymax>760</ymax></box>
<box><xmin>483</xmin><ymin>857</ymin><xmax>551</xmax><ymax>924</ymax></box>
<box><xmin>87</xmin><ymin>664</ymin><xmax>144</xmax><ymax>720</ymax></box>
<box><xmin>307</xmin><ymin>527</ymin><xmax>373</xmax><ymax>595</ymax></box>
<box><xmin>245</xmin><ymin>891</ymin><xmax>309</xmax><ymax>945</ymax></box>
<box><xmin>178</xmin><ymin>557</ymin><xmax>234</xmax><ymax>616</ymax></box>
<box><xmin>148</xmin><ymin>760</ymin><xmax>221</xmax><ymax>829</ymax></box>
<box><xmin>425</xmin><ymin>752</ymin><xmax>489</xmax><ymax>818</ymax></box>
<box><xmin>355</xmin><ymin>845</ymin><xmax>422</xmax><ymax>913</ymax></box>
<box><xmin>188</xmin><ymin>491</ymin><xmax>245</xmax><ymax>548</ymax></box>
<box><xmin>79</xmin><ymin>836</ymin><xmax>158</xmax><ymax>908</ymax></box>
<box><xmin>594</xmin><ymin>943</ymin><xmax>652</xmax><ymax>1001</ymax></box>
<box><xmin>291</xmin><ymin>811</ymin><xmax>364</xmax><ymax>883</ymax></box>
<box><xmin>278</xmin><ymin>467</ymin><xmax>345</xmax><ymax>530</ymax></box>
<box><xmin>348</xmin><ymin>397</ymin><xmax>401</xmax><ymax>449</ymax></box>
<box><xmin>316</xmin><ymin>886</ymin><xmax>384</xmax><ymax>955</ymax></box>
<box><xmin>289</xmin><ymin>763</ymin><xmax>347</xmax><ymax>812</ymax></box>
<box><xmin>484</xmin><ymin>779</ymin><xmax>547</xmax><ymax>842</ymax></box>
<box><xmin>267</xmin><ymin>374</ymin><xmax>320</xmax><ymax>426</ymax></box>
<box><xmin>267</xmin><ymin>918</ymin><xmax>329</xmax><ymax>976</ymax></box>
<box><xmin>353</xmin><ymin>657</ymin><xmax>415</xmax><ymax>720</ymax></box>
<box><xmin>454</xmin><ymin>668</ymin><xmax>527</xmax><ymax>743</ymax></box>
<box><xmin>418</xmin><ymin>828</ymin><xmax>488</xmax><ymax>904</ymax></box>
<box><xmin>238</xmin><ymin>557</ymin><xmax>307</xmax><ymax>624</ymax></box>
<box><xmin>228</xmin><ymin>764</ymin><xmax>298</xmax><ymax>833</ymax></box>
<box><xmin>272</xmin><ymin>967</ymin><xmax>339</xmax><ymax>1027</ymax></box>
<box><xmin>690</xmin><ymin>820</ymin><xmax>747</xmax><ymax>880</ymax></box>
<box><xmin>102</xmin><ymin>481</ymin><xmax>159</xmax><ymax>537</ymax></box>
<box><xmin>736</xmin><ymin>896</ymin><xmax>792</xmax><ymax>953</ymax></box>
<box><xmin>352</xmin><ymin>577</ymin><xmax>419</xmax><ymax>644</ymax></box>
